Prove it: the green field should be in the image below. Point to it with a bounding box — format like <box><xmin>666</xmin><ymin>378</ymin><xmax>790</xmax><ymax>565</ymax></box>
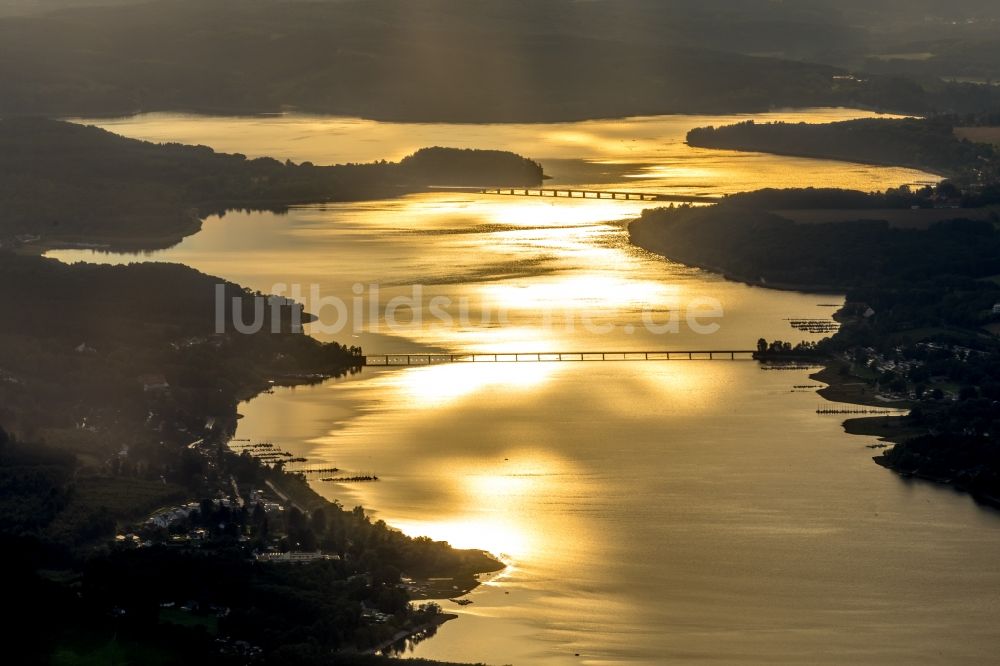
<box><xmin>159</xmin><ymin>608</ymin><xmax>219</xmax><ymax>634</ymax></box>
<box><xmin>956</xmin><ymin>127</ymin><xmax>1000</xmax><ymax>147</ymax></box>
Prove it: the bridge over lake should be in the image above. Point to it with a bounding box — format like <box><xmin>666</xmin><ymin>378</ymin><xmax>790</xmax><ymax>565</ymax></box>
<box><xmin>364</xmin><ymin>351</ymin><xmax>757</xmax><ymax>366</ymax></box>
<box><xmin>430</xmin><ymin>186</ymin><xmax>722</xmax><ymax>204</ymax></box>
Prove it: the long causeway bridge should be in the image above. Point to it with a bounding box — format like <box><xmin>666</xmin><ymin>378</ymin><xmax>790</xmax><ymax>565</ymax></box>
<box><xmin>364</xmin><ymin>350</ymin><xmax>757</xmax><ymax>366</ymax></box>
<box><xmin>431</xmin><ymin>186</ymin><xmax>722</xmax><ymax>204</ymax></box>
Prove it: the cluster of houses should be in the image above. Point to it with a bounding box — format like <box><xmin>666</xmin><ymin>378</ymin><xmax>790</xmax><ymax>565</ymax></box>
<box><xmin>147</xmin><ymin>501</ymin><xmax>206</xmax><ymax>529</ymax></box>
<box><xmin>849</xmin><ymin>341</ymin><xmax>990</xmax><ymax>401</ymax></box>
<box><xmin>360</xmin><ymin>603</ymin><xmax>394</xmax><ymax>624</ymax></box>
<box><xmin>254</xmin><ymin>550</ymin><xmax>339</xmax><ymax>563</ymax></box>
<box><xmin>169</xmin><ymin>335</ymin><xmax>225</xmax><ymax>351</ymax></box>
<box><xmin>116</xmin><ymin>491</ymin><xmax>341</xmax><ymax>565</ymax></box>
<box><xmin>855</xmin><ymin>346</ymin><xmax>921</xmax><ymax>378</ymax></box>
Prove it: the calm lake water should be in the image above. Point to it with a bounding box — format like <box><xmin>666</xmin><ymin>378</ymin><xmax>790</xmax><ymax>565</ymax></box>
<box><xmin>51</xmin><ymin>110</ymin><xmax>1000</xmax><ymax>664</ymax></box>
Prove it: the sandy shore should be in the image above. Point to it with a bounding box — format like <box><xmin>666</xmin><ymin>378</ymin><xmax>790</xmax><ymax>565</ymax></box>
<box><xmin>810</xmin><ymin>362</ymin><xmax>911</xmax><ymax>410</ymax></box>
<box><xmin>809</xmin><ymin>361</ymin><xmax>919</xmax><ymax>445</ymax></box>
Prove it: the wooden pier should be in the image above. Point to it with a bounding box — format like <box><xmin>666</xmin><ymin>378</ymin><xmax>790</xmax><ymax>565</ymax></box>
<box><xmin>364</xmin><ymin>351</ymin><xmax>756</xmax><ymax>366</ymax></box>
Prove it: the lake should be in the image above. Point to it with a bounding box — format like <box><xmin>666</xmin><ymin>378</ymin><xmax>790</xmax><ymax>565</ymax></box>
<box><xmin>50</xmin><ymin>109</ymin><xmax>1000</xmax><ymax>665</ymax></box>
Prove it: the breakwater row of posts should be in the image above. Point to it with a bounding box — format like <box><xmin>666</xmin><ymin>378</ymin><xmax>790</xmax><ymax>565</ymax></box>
<box><xmin>229</xmin><ymin>439</ymin><xmax>378</xmax><ymax>482</ymax></box>
<box><xmin>230</xmin><ymin>440</ymin><xmax>308</xmax><ymax>464</ymax></box>
<box><xmin>320</xmin><ymin>475</ymin><xmax>379</xmax><ymax>483</ymax></box>
<box><xmin>786</xmin><ymin>318</ymin><xmax>840</xmax><ymax>333</ymax></box>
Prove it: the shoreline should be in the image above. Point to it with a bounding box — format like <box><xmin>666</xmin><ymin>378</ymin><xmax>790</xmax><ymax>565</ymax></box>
<box><xmin>56</xmin><ymin>103</ymin><xmax>911</xmax><ymax>127</ymax></box>
<box><xmin>366</xmin><ymin>612</ymin><xmax>459</xmax><ymax>656</ymax></box>
<box><xmin>809</xmin><ymin>362</ymin><xmax>912</xmax><ymax>411</ymax></box>
<box><xmin>800</xmin><ymin>337</ymin><xmax>1000</xmax><ymax>512</ymax></box>
<box><xmin>684</xmin><ymin>141</ymin><xmax>950</xmax><ymax>180</ymax></box>
<box><xmin>20</xmin><ymin>187</ymin><xmax>423</xmax><ymax>256</ymax></box>
<box><xmin>627</xmin><ymin>225</ymin><xmax>966</xmax><ymax>495</ymax></box>
<box><xmin>227</xmin><ymin>377</ymin><xmax>506</xmax><ymax>586</ymax></box>
<box><xmin>803</xmin><ymin>346</ymin><xmax>1000</xmax><ymax>507</ymax></box>
<box><xmin>629</xmin><ymin>220</ymin><xmax>846</xmax><ymax>295</ymax></box>
<box><xmin>811</xmin><ymin>361</ymin><xmax>1000</xmax><ymax>510</ymax></box>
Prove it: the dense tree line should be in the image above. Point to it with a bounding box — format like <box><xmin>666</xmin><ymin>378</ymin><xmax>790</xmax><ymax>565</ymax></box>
<box><xmin>398</xmin><ymin>147</ymin><xmax>543</xmax><ymax>187</ymax></box>
<box><xmin>879</xmin><ymin>433</ymin><xmax>1000</xmax><ymax>500</ymax></box>
<box><xmin>631</xmin><ymin>201</ymin><xmax>1000</xmax><ymax>291</ymax></box>
<box><xmin>712</xmin><ymin>184</ymin><xmax>950</xmax><ymax>210</ymax></box>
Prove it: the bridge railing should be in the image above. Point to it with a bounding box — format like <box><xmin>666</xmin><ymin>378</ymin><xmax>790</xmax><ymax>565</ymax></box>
<box><xmin>476</xmin><ymin>187</ymin><xmax>722</xmax><ymax>204</ymax></box>
<box><xmin>363</xmin><ymin>351</ymin><xmax>757</xmax><ymax>366</ymax></box>
<box><xmin>426</xmin><ymin>185</ymin><xmax>721</xmax><ymax>204</ymax></box>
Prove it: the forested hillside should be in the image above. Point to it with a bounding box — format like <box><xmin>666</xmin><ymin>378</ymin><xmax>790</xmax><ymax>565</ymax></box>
<box><xmin>4</xmin><ymin>0</ymin><xmax>996</xmax><ymax>121</ymax></box>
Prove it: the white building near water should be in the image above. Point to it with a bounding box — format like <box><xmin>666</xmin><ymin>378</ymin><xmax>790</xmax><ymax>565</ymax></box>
<box><xmin>255</xmin><ymin>551</ymin><xmax>340</xmax><ymax>563</ymax></box>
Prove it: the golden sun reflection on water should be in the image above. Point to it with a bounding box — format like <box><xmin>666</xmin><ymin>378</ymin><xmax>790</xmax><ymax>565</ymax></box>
<box><xmin>236</xmin><ymin>359</ymin><xmax>1000</xmax><ymax>665</ymax></box>
<box><xmin>410</xmin><ymin>196</ymin><xmax>647</xmax><ymax>229</ymax></box>
<box><xmin>378</xmin><ymin>449</ymin><xmax>579</xmax><ymax>560</ymax></box>
<box><xmin>381</xmin><ymin>362</ymin><xmax>558</xmax><ymax>408</ymax></box>
<box><xmin>391</xmin><ymin>516</ymin><xmax>532</xmax><ymax>559</ymax></box>
<box><xmin>627</xmin><ymin>164</ymin><xmax>726</xmax><ymax>181</ymax></box>
<box><xmin>300</xmin><ymin>362</ymin><xmax>719</xmax><ymax>568</ymax></box>
<box><xmin>481</xmin><ymin>275</ymin><xmax>680</xmax><ymax>315</ymax></box>
<box><xmin>537</xmin><ymin>128</ymin><xmax>657</xmax><ymax>159</ymax></box>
